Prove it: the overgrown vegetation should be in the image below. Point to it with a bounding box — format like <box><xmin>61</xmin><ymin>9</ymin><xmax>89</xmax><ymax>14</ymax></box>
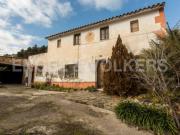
<box><xmin>103</xmin><ymin>29</ymin><xmax>180</xmax><ymax>134</ymax></box>
<box><xmin>115</xmin><ymin>101</ymin><xmax>178</xmax><ymax>135</ymax></box>
<box><xmin>103</xmin><ymin>35</ymin><xmax>143</xmax><ymax>96</ymax></box>
<box><xmin>32</xmin><ymin>83</ymin><xmax>78</xmax><ymax>92</ymax></box>
<box><xmin>84</xmin><ymin>86</ymin><xmax>97</xmax><ymax>92</ymax></box>
<box><xmin>32</xmin><ymin>83</ymin><xmax>97</xmax><ymax>92</ymax></box>
<box><xmin>136</xmin><ymin>28</ymin><xmax>180</xmax><ymax>128</ymax></box>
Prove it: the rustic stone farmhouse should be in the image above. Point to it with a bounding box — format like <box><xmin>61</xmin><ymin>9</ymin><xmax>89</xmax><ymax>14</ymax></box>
<box><xmin>26</xmin><ymin>2</ymin><xmax>166</xmax><ymax>89</ymax></box>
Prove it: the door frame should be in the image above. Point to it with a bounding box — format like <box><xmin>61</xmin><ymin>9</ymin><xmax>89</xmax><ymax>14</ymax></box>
<box><xmin>95</xmin><ymin>59</ymin><xmax>106</xmax><ymax>89</ymax></box>
<box><xmin>31</xmin><ymin>66</ymin><xmax>35</xmax><ymax>84</ymax></box>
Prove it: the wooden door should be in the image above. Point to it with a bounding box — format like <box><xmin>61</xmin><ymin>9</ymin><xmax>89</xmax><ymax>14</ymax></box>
<box><xmin>96</xmin><ymin>60</ymin><xmax>106</xmax><ymax>88</ymax></box>
<box><xmin>31</xmin><ymin>67</ymin><xmax>35</xmax><ymax>84</ymax></box>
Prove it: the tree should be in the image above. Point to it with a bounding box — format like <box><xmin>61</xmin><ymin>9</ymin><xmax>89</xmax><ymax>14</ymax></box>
<box><xmin>16</xmin><ymin>45</ymin><xmax>47</xmax><ymax>58</ymax></box>
<box><xmin>137</xmin><ymin>29</ymin><xmax>180</xmax><ymax>128</ymax></box>
<box><xmin>103</xmin><ymin>35</ymin><xmax>139</xmax><ymax>96</ymax></box>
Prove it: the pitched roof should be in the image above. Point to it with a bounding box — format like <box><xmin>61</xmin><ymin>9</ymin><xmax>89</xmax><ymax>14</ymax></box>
<box><xmin>46</xmin><ymin>2</ymin><xmax>165</xmax><ymax>40</ymax></box>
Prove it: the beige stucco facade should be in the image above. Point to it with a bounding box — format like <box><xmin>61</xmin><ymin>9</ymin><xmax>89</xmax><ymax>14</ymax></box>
<box><xmin>28</xmin><ymin>4</ymin><xmax>166</xmax><ymax>88</ymax></box>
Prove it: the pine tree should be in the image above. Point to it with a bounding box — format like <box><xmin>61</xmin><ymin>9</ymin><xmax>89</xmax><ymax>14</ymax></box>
<box><xmin>103</xmin><ymin>35</ymin><xmax>138</xmax><ymax>96</ymax></box>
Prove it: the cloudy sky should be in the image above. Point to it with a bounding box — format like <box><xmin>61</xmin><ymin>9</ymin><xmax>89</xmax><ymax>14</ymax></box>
<box><xmin>0</xmin><ymin>0</ymin><xmax>179</xmax><ymax>55</ymax></box>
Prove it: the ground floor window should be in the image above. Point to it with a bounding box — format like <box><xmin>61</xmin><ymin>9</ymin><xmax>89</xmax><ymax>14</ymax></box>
<box><xmin>65</xmin><ymin>64</ymin><xmax>78</xmax><ymax>79</ymax></box>
<box><xmin>36</xmin><ymin>66</ymin><xmax>43</xmax><ymax>76</ymax></box>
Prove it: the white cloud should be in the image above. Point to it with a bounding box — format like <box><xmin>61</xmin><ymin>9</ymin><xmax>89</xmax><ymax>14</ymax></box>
<box><xmin>78</xmin><ymin>0</ymin><xmax>124</xmax><ymax>11</ymax></box>
<box><xmin>1</xmin><ymin>0</ymin><xmax>73</xmax><ymax>27</ymax></box>
<box><xmin>0</xmin><ymin>19</ymin><xmax>8</xmax><ymax>28</ymax></box>
<box><xmin>0</xmin><ymin>0</ymin><xmax>73</xmax><ymax>55</ymax></box>
<box><xmin>0</xmin><ymin>22</ymin><xmax>37</xmax><ymax>55</ymax></box>
<box><xmin>15</xmin><ymin>24</ymin><xmax>23</xmax><ymax>31</ymax></box>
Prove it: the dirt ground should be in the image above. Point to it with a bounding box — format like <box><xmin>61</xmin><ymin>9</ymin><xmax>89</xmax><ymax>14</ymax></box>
<box><xmin>0</xmin><ymin>85</ymin><xmax>153</xmax><ymax>135</ymax></box>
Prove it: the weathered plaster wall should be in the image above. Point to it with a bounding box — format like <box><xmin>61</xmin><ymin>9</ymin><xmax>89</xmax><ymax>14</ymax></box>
<box><xmin>28</xmin><ymin>9</ymin><xmax>165</xmax><ymax>87</ymax></box>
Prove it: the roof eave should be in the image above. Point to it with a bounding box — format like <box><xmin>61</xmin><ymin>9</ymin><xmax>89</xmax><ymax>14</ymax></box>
<box><xmin>46</xmin><ymin>2</ymin><xmax>165</xmax><ymax>40</ymax></box>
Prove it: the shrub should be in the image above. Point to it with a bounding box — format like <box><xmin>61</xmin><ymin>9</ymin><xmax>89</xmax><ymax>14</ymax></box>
<box><xmin>32</xmin><ymin>83</ymin><xmax>78</xmax><ymax>92</ymax></box>
<box><xmin>103</xmin><ymin>35</ymin><xmax>142</xmax><ymax>96</ymax></box>
<box><xmin>32</xmin><ymin>83</ymin><xmax>98</xmax><ymax>92</ymax></box>
<box><xmin>84</xmin><ymin>86</ymin><xmax>97</xmax><ymax>92</ymax></box>
<box><xmin>136</xmin><ymin>29</ymin><xmax>180</xmax><ymax>128</ymax></box>
<box><xmin>115</xmin><ymin>101</ymin><xmax>178</xmax><ymax>135</ymax></box>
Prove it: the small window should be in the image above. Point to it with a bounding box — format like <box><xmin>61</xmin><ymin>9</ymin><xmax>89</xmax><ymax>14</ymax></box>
<box><xmin>74</xmin><ymin>33</ymin><xmax>81</xmax><ymax>45</ymax></box>
<box><xmin>57</xmin><ymin>39</ymin><xmax>61</xmax><ymax>48</ymax></box>
<box><xmin>36</xmin><ymin>66</ymin><xmax>43</xmax><ymax>76</ymax></box>
<box><xmin>65</xmin><ymin>64</ymin><xmax>78</xmax><ymax>79</ymax></box>
<box><xmin>100</xmin><ymin>26</ymin><xmax>109</xmax><ymax>40</ymax></box>
<box><xmin>130</xmin><ymin>20</ymin><xmax>139</xmax><ymax>32</ymax></box>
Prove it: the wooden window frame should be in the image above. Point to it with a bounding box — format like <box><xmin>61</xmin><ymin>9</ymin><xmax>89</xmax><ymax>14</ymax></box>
<box><xmin>36</xmin><ymin>66</ymin><xmax>43</xmax><ymax>77</ymax></box>
<box><xmin>65</xmin><ymin>64</ymin><xmax>78</xmax><ymax>79</ymax></box>
<box><xmin>74</xmin><ymin>33</ymin><xmax>81</xmax><ymax>45</ymax></box>
<box><xmin>57</xmin><ymin>39</ymin><xmax>61</xmax><ymax>48</ymax></box>
<box><xmin>130</xmin><ymin>20</ymin><xmax>139</xmax><ymax>32</ymax></box>
<box><xmin>100</xmin><ymin>26</ymin><xmax>109</xmax><ymax>41</ymax></box>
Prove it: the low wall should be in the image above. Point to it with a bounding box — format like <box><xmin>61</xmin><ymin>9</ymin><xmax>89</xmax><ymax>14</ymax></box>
<box><xmin>52</xmin><ymin>82</ymin><xmax>96</xmax><ymax>89</ymax></box>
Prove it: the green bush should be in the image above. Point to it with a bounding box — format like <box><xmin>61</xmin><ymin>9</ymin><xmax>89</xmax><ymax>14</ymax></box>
<box><xmin>115</xmin><ymin>101</ymin><xmax>178</xmax><ymax>135</ymax></box>
<box><xmin>84</xmin><ymin>86</ymin><xmax>97</xmax><ymax>92</ymax></box>
<box><xmin>32</xmin><ymin>83</ymin><xmax>98</xmax><ymax>92</ymax></box>
<box><xmin>32</xmin><ymin>83</ymin><xmax>78</xmax><ymax>92</ymax></box>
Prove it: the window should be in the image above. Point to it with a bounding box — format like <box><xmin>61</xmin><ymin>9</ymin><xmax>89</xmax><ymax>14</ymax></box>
<box><xmin>36</xmin><ymin>66</ymin><xmax>43</xmax><ymax>76</ymax></box>
<box><xmin>100</xmin><ymin>26</ymin><xmax>109</xmax><ymax>40</ymax></box>
<box><xmin>57</xmin><ymin>39</ymin><xmax>61</xmax><ymax>48</ymax></box>
<box><xmin>130</xmin><ymin>20</ymin><xmax>139</xmax><ymax>32</ymax></box>
<box><xmin>65</xmin><ymin>64</ymin><xmax>78</xmax><ymax>79</ymax></box>
<box><xmin>74</xmin><ymin>33</ymin><xmax>81</xmax><ymax>45</ymax></box>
